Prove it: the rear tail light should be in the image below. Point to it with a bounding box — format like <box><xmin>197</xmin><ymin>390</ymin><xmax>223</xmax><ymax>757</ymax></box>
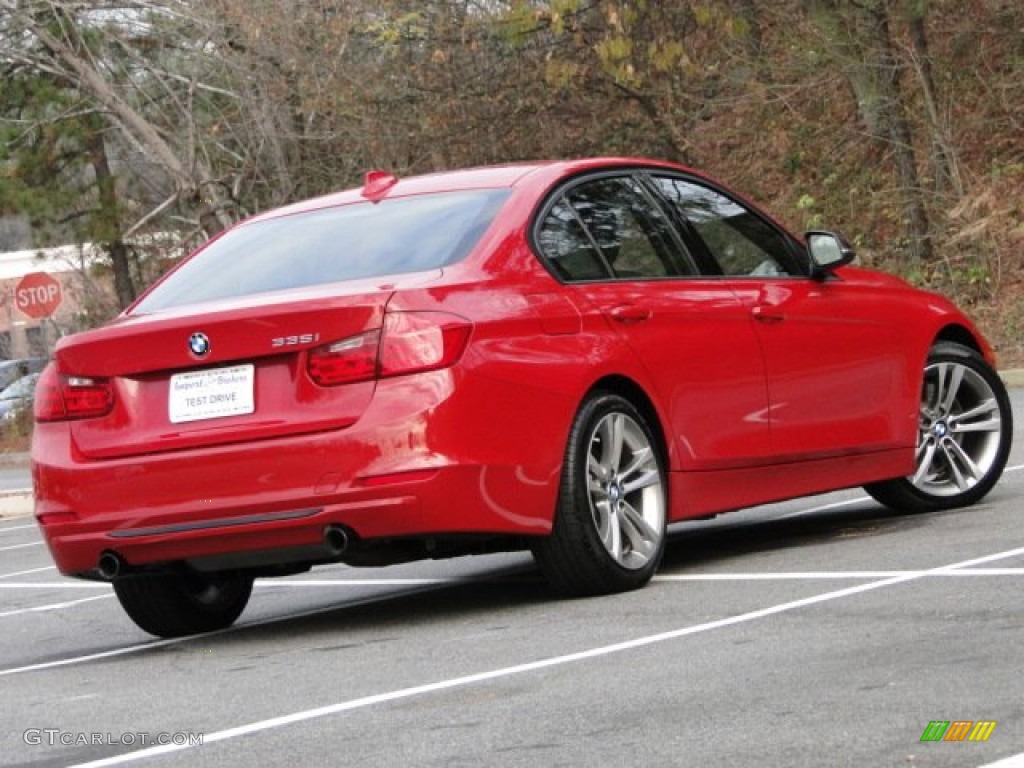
<box><xmin>307</xmin><ymin>311</ymin><xmax>471</xmax><ymax>387</ymax></box>
<box><xmin>378</xmin><ymin>311</ymin><xmax>472</xmax><ymax>378</ymax></box>
<box><xmin>307</xmin><ymin>329</ymin><xmax>382</xmax><ymax>387</ymax></box>
<box><xmin>34</xmin><ymin>364</ymin><xmax>114</xmax><ymax>422</ymax></box>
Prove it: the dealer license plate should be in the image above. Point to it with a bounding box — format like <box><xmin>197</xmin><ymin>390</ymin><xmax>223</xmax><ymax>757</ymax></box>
<box><xmin>168</xmin><ymin>364</ymin><xmax>255</xmax><ymax>424</ymax></box>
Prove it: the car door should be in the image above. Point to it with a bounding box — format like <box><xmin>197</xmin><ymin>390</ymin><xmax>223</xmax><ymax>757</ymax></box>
<box><xmin>534</xmin><ymin>173</ymin><xmax>772</xmax><ymax>469</ymax></box>
<box><xmin>650</xmin><ymin>174</ymin><xmax>910</xmax><ymax>461</ymax></box>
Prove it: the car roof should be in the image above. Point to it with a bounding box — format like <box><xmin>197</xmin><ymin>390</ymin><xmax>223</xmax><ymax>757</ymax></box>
<box><xmin>245</xmin><ymin>157</ymin><xmax>700</xmax><ymax>225</ymax></box>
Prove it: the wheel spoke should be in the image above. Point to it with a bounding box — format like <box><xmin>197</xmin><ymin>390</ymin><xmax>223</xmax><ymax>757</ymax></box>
<box><xmin>621</xmin><ymin>468</ymin><xmax>660</xmax><ymax>495</ymax></box>
<box><xmin>937</xmin><ymin>363</ymin><xmax>965</xmax><ymax>417</ymax></box>
<box><xmin>617</xmin><ymin>446</ymin><xmax>653</xmax><ymax>483</ymax></box>
<box><xmin>593</xmin><ymin>498</ymin><xmax>611</xmax><ymax>540</ymax></box>
<box><xmin>911</xmin><ymin>440</ymin><xmax>939</xmax><ymax>486</ymax></box>
<box><xmin>914</xmin><ymin>435</ymin><xmax>933</xmax><ymax>462</ymax></box>
<box><xmin>620</xmin><ymin>501</ymin><xmax>659</xmax><ymax>560</ymax></box>
<box><xmin>951</xmin><ymin>417</ymin><xmax>1002</xmax><ymax>434</ymax></box>
<box><xmin>949</xmin><ymin>398</ymin><xmax>1001</xmax><ymax>434</ymax></box>
<box><xmin>599</xmin><ymin>505</ymin><xmax>622</xmax><ymax>561</ymax></box>
<box><xmin>942</xmin><ymin>439</ymin><xmax>981</xmax><ymax>490</ymax></box>
<box><xmin>601</xmin><ymin>413</ymin><xmax>625</xmax><ymax>473</ymax></box>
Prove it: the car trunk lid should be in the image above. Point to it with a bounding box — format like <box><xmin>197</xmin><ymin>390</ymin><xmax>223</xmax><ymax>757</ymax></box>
<box><xmin>57</xmin><ymin>279</ymin><xmax>418</xmax><ymax>460</ymax></box>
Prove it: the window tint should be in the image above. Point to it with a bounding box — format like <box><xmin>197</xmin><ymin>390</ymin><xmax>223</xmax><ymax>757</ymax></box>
<box><xmin>134</xmin><ymin>189</ymin><xmax>509</xmax><ymax>312</ymax></box>
<box><xmin>536</xmin><ymin>198</ymin><xmax>610</xmax><ymax>281</ymax></box>
<box><xmin>654</xmin><ymin>178</ymin><xmax>796</xmax><ymax>277</ymax></box>
<box><xmin>536</xmin><ymin>176</ymin><xmax>696</xmax><ymax>282</ymax></box>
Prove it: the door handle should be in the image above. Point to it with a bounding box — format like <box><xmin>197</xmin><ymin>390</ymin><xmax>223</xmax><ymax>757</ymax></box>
<box><xmin>606</xmin><ymin>304</ymin><xmax>652</xmax><ymax>324</ymax></box>
<box><xmin>751</xmin><ymin>305</ymin><xmax>785</xmax><ymax>324</ymax></box>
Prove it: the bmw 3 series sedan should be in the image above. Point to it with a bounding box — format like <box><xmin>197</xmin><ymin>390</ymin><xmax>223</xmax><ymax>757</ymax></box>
<box><xmin>31</xmin><ymin>158</ymin><xmax>1013</xmax><ymax>637</ymax></box>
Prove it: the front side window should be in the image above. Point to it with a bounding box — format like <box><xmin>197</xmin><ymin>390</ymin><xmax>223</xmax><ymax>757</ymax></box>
<box><xmin>536</xmin><ymin>176</ymin><xmax>696</xmax><ymax>281</ymax></box>
<box><xmin>654</xmin><ymin>177</ymin><xmax>799</xmax><ymax>277</ymax></box>
<box><xmin>133</xmin><ymin>189</ymin><xmax>510</xmax><ymax>313</ymax></box>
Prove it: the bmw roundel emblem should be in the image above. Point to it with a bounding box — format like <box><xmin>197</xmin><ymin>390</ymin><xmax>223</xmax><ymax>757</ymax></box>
<box><xmin>188</xmin><ymin>332</ymin><xmax>211</xmax><ymax>357</ymax></box>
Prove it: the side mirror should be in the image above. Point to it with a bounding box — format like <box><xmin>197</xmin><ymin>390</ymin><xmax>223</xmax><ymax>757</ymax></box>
<box><xmin>806</xmin><ymin>230</ymin><xmax>856</xmax><ymax>280</ymax></box>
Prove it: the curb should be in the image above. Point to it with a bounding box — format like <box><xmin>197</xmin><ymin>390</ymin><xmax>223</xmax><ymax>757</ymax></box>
<box><xmin>0</xmin><ymin>492</ymin><xmax>33</xmax><ymax>520</ymax></box>
<box><xmin>1001</xmin><ymin>368</ymin><xmax>1024</xmax><ymax>388</ymax></box>
<box><xmin>0</xmin><ymin>452</ymin><xmax>29</xmax><ymax>468</ymax></box>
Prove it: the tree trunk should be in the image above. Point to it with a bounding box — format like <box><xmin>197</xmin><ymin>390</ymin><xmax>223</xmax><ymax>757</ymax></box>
<box><xmin>862</xmin><ymin>3</ymin><xmax>933</xmax><ymax>263</ymax></box>
<box><xmin>735</xmin><ymin>0</ymin><xmax>768</xmax><ymax>82</ymax></box>
<box><xmin>804</xmin><ymin>0</ymin><xmax>933</xmax><ymax>264</ymax></box>
<box><xmin>87</xmin><ymin>126</ymin><xmax>137</xmax><ymax>308</ymax></box>
<box><xmin>906</xmin><ymin>3</ymin><xmax>963</xmax><ymax>197</ymax></box>
<box><xmin>15</xmin><ymin>7</ymin><xmax>235</xmax><ymax>235</ymax></box>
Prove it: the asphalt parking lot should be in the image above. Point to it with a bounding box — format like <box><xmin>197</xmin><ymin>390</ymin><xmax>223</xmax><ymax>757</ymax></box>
<box><xmin>1</xmin><ymin>389</ymin><xmax>1022</xmax><ymax>768</ymax></box>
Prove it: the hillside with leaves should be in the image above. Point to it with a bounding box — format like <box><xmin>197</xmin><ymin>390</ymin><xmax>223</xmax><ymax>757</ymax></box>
<box><xmin>1</xmin><ymin>0</ymin><xmax>1022</xmax><ymax>362</ymax></box>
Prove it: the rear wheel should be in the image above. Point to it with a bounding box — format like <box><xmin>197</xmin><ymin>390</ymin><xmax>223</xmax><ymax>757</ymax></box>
<box><xmin>865</xmin><ymin>342</ymin><xmax>1012</xmax><ymax>513</ymax></box>
<box><xmin>533</xmin><ymin>392</ymin><xmax>667</xmax><ymax>596</ymax></box>
<box><xmin>113</xmin><ymin>569</ymin><xmax>253</xmax><ymax>638</ymax></box>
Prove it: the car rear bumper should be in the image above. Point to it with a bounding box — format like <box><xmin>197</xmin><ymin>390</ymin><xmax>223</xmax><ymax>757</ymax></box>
<box><xmin>31</xmin><ymin>371</ymin><xmax>568</xmax><ymax>576</ymax></box>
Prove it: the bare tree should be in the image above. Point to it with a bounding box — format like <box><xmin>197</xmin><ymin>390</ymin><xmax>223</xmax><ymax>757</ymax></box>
<box><xmin>803</xmin><ymin>0</ymin><xmax>933</xmax><ymax>264</ymax></box>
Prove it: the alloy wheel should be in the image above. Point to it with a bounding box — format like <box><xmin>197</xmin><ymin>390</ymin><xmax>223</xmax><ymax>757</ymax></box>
<box><xmin>912</xmin><ymin>360</ymin><xmax>1004</xmax><ymax>497</ymax></box>
<box><xmin>585</xmin><ymin>411</ymin><xmax>666</xmax><ymax>569</ymax></box>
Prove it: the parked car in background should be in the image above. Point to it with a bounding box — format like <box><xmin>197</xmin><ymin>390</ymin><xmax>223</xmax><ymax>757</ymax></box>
<box><xmin>31</xmin><ymin>157</ymin><xmax>1013</xmax><ymax>638</ymax></box>
<box><xmin>0</xmin><ymin>372</ymin><xmax>40</xmax><ymax>421</ymax></box>
<box><xmin>0</xmin><ymin>357</ymin><xmax>46</xmax><ymax>391</ymax></box>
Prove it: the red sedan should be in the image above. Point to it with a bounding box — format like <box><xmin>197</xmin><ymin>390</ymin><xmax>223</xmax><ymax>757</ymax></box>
<box><xmin>31</xmin><ymin>158</ymin><xmax>1013</xmax><ymax>637</ymax></box>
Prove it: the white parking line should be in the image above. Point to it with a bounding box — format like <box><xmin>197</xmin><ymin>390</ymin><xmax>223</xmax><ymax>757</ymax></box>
<box><xmin>0</xmin><ymin>582</ymin><xmax>107</xmax><ymax>589</ymax></box>
<box><xmin>0</xmin><ymin>522</ymin><xmax>38</xmax><ymax>534</ymax></box>
<box><xmin>0</xmin><ymin>568</ymin><xmax>1021</xmax><ymax>595</ymax></box>
<box><xmin>0</xmin><ymin>585</ymin><xmax>450</xmax><ymax>679</ymax></box>
<box><xmin>255</xmin><ymin>578</ymin><xmax>461</xmax><ymax>587</ymax></box>
<box><xmin>0</xmin><ymin>594</ymin><xmax>112</xmax><ymax>618</ymax></box>
<box><xmin>978</xmin><ymin>754</ymin><xmax>1024</xmax><ymax>768</ymax></box>
<box><xmin>655</xmin><ymin>568</ymin><xmax>1024</xmax><ymax>580</ymax></box>
<box><xmin>64</xmin><ymin>542</ymin><xmax>1024</xmax><ymax>768</ymax></box>
<box><xmin>0</xmin><ymin>565</ymin><xmax>55</xmax><ymax>579</ymax></box>
<box><xmin>0</xmin><ymin>541</ymin><xmax>42</xmax><ymax>552</ymax></box>
<box><xmin>772</xmin><ymin>461</ymin><xmax>1024</xmax><ymax>521</ymax></box>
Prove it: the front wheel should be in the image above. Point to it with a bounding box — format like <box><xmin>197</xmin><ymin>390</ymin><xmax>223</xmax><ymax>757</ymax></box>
<box><xmin>865</xmin><ymin>341</ymin><xmax>1013</xmax><ymax>513</ymax></box>
<box><xmin>533</xmin><ymin>392</ymin><xmax>667</xmax><ymax>596</ymax></box>
<box><xmin>113</xmin><ymin>569</ymin><xmax>254</xmax><ymax>638</ymax></box>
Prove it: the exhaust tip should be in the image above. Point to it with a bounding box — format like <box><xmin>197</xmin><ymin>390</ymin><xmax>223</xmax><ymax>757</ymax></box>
<box><xmin>323</xmin><ymin>526</ymin><xmax>349</xmax><ymax>557</ymax></box>
<box><xmin>97</xmin><ymin>551</ymin><xmax>123</xmax><ymax>581</ymax></box>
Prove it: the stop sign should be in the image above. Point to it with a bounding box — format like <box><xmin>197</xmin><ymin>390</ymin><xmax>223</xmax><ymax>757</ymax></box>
<box><xmin>15</xmin><ymin>272</ymin><xmax>63</xmax><ymax>319</ymax></box>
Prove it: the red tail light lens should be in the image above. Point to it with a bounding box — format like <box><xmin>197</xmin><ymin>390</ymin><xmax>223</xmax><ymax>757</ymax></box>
<box><xmin>379</xmin><ymin>311</ymin><xmax>471</xmax><ymax>378</ymax></box>
<box><xmin>34</xmin><ymin>365</ymin><xmax>115</xmax><ymax>422</ymax></box>
<box><xmin>307</xmin><ymin>329</ymin><xmax>381</xmax><ymax>386</ymax></box>
<box><xmin>307</xmin><ymin>312</ymin><xmax>471</xmax><ymax>387</ymax></box>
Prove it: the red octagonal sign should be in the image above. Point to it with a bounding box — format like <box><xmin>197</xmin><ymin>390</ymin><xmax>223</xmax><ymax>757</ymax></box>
<box><xmin>15</xmin><ymin>272</ymin><xmax>63</xmax><ymax>319</ymax></box>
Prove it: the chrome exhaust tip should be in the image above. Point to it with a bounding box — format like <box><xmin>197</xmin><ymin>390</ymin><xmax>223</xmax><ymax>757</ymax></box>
<box><xmin>97</xmin><ymin>551</ymin><xmax>123</xmax><ymax>581</ymax></box>
<box><xmin>323</xmin><ymin>526</ymin><xmax>349</xmax><ymax>557</ymax></box>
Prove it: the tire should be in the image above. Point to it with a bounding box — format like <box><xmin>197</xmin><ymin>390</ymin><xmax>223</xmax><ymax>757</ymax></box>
<box><xmin>865</xmin><ymin>341</ymin><xmax>1012</xmax><ymax>513</ymax></box>
<box><xmin>113</xmin><ymin>569</ymin><xmax>253</xmax><ymax>638</ymax></box>
<box><xmin>533</xmin><ymin>392</ymin><xmax>667</xmax><ymax>596</ymax></box>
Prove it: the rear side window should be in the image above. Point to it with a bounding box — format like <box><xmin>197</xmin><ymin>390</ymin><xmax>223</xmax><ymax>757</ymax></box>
<box><xmin>134</xmin><ymin>189</ymin><xmax>509</xmax><ymax>312</ymax></box>
<box><xmin>536</xmin><ymin>199</ymin><xmax>609</xmax><ymax>281</ymax></box>
<box><xmin>535</xmin><ymin>176</ymin><xmax>697</xmax><ymax>282</ymax></box>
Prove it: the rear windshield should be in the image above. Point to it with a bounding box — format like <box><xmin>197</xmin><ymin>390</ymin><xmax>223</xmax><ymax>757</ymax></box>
<box><xmin>133</xmin><ymin>189</ymin><xmax>510</xmax><ymax>312</ymax></box>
